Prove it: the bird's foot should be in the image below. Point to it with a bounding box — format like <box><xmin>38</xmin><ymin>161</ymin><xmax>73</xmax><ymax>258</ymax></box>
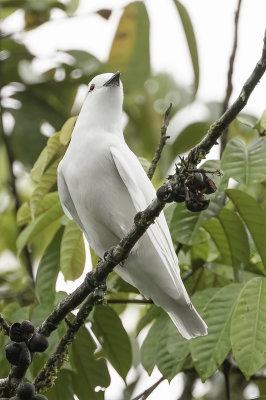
<box><xmin>119</xmin><ymin>260</ymin><xmax>126</xmax><ymax>268</ymax></box>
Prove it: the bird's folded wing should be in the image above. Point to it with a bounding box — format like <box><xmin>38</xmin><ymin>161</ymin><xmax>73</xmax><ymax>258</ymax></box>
<box><xmin>57</xmin><ymin>168</ymin><xmax>85</xmax><ymax>232</ymax></box>
<box><xmin>110</xmin><ymin>145</ymin><xmax>187</xmax><ymax>299</ymax></box>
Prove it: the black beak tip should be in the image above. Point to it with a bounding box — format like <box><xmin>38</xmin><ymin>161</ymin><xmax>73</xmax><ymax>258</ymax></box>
<box><xmin>104</xmin><ymin>71</ymin><xmax>121</xmax><ymax>87</ymax></box>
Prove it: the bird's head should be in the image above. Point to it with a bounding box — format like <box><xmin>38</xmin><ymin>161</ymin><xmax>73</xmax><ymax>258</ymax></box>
<box><xmin>78</xmin><ymin>71</ymin><xmax>124</xmax><ymax>133</ymax></box>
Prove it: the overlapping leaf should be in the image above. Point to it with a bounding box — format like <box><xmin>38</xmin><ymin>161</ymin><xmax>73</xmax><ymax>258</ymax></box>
<box><xmin>231</xmin><ymin>277</ymin><xmax>266</xmax><ymax>378</ymax></box>
<box><xmin>17</xmin><ymin>201</ymin><xmax>63</xmax><ymax>254</ymax></box>
<box><xmin>36</xmin><ymin>227</ymin><xmax>63</xmax><ymax>304</ymax></box>
<box><xmin>190</xmin><ymin>283</ymin><xmax>243</xmax><ymax>381</ymax></box>
<box><xmin>60</xmin><ymin>220</ymin><xmax>85</xmax><ymax>281</ymax></box>
<box><xmin>221</xmin><ymin>137</ymin><xmax>266</xmax><ymax>185</ymax></box>
<box><xmin>173</xmin><ymin>0</ymin><xmax>199</xmax><ymax>94</ymax></box>
<box><xmin>92</xmin><ymin>306</ymin><xmax>132</xmax><ymax>380</ymax></box>
<box><xmin>71</xmin><ymin>327</ymin><xmax>110</xmax><ymax>400</ymax></box>
<box><xmin>227</xmin><ymin>189</ymin><xmax>266</xmax><ymax>268</ymax></box>
<box><xmin>203</xmin><ymin>208</ymin><xmax>250</xmax><ymax>276</ymax></box>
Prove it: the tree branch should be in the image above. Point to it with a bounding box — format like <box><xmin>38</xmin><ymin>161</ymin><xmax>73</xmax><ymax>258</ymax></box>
<box><xmin>132</xmin><ymin>376</ymin><xmax>166</xmax><ymax>400</ymax></box>
<box><xmin>147</xmin><ymin>103</ymin><xmax>172</xmax><ymax>180</ymax></box>
<box><xmin>36</xmin><ymin>26</ymin><xmax>266</xmax><ymax>340</ymax></box>
<box><xmin>33</xmin><ymin>287</ymin><xmax>105</xmax><ymax>391</ymax></box>
<box><xmin>220</xmin><ymin>0</ymin><xmax>243</xmax><ymax>155</ymax></box>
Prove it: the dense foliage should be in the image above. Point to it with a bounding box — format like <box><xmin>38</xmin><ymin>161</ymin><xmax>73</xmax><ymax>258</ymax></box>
<box><xmin>1</xmin><ymin>0</ymin><xmax>266</xmax><ymax>399</ymax></box>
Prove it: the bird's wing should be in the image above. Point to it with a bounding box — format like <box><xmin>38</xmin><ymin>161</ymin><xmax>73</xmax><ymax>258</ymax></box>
<box><xmin>110</xmin><ymin>144</ymin><xmax>188</xmax><ymax>300</ymax></box>
<box><xmin>57</xmin><ymin>166</ymin><xmax>85</xmax><ymax>232</ymax></box>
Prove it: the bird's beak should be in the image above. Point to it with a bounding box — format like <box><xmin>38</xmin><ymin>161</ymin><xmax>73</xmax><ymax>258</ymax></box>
<box><xmin>103</xmin><ymin>71</ymin><xmax>121</xmax><ymax>87</ymax></box>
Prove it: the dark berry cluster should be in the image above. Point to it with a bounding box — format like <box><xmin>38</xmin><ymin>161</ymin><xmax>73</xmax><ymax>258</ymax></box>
<box><xmin>5</xmin><ymin>382</ymin><xmax>48</xmax><ymax>400</ymax></box>
<box><xmin>4</xmin><ymin>320</ymin><xmax>49</xmax><ymax>398</ymax></box>
<box><xmin>157</xmin><ymin>170</ymin><xmax>217</xmax><ymax>212</ymax></box>
<box><xmin>5</xmin><ymin>320</ymin><xmax>49</xmax><ymax>368</ymax></box>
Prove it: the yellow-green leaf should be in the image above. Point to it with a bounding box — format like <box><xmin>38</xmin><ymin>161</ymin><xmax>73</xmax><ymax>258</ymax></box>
<box><xmin>60</xmin><ymin>116</ymin><xmax>77</xmax><ymax>145</ymax></box>
<box><xmin>231</xmin><ymin>277</ymin><xmax>266</xmax><ymax>378</ymax></box>
<box><xmin>60</xmin><ymin>220</ymin><xmax>85</xmax><ymax>281</ymax></box>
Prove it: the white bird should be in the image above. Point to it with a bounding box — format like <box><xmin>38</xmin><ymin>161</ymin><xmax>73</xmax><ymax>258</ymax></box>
<box><xmin>57</xmin><ymin>72</ymin><xmax>207</xmax><ymax>339</ymax></box>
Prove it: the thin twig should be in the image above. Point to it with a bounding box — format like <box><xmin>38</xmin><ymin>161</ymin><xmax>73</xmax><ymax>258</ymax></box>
<box><xmin>0</xmin><ymin>313</ymin><xmax>10</xmax><ymax>336</ymax></box>
<box><xmin>106</xmin><ymin>299</ymin><xmax>152</xmax><ymax>304</ymax></box>
<box><xmin>147</xmin><ymin>103</ymin><xmax>172</xmax><ymax>180</ymax></box>
<box><xmin>132</xmin><ymin>376</ymin><xmax>165</xmax><ymax>400</ymax></box>
<box><xmin>220</xmin><ymin>0</ymin><xmax>243</xmax><ymax>155</ymax></box>
<box><xmin>223</xmin><ymin>359</ymin><xmax>231</xmax><ymax>400</ymax></box>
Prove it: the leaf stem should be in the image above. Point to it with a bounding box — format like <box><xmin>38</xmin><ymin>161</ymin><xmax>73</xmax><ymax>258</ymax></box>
<box><xmin>131</xmin><ymin>376</ymin><xmax>165</xmax><ymax>400</ymax></box>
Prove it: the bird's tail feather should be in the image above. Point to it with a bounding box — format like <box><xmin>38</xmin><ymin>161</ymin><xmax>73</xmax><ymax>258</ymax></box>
<box><xmin>167</xmin><ymin>302</ymin><xmax>208</xmax><ymax>339</ymax></box>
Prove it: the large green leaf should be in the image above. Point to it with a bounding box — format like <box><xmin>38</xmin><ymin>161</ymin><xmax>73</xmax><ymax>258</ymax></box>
<box><xmin>190</xmin><ymin>283</ymin><xmax>243</xmax><ymax>381</ymax></box>
<box><xmin>44</xmin><ymin>370</ymin><xmax>75</xmax><ymax>400</ymax></box>
<box><xmin>173</xmin><ymin>0</ymin><xmax>199</xmax><ymax>94</ymax></box>
<box><xmin>169</xmin><ymin>203</ymin><xmax>204</xmax><ymax>245</ymax></box>
<box><xmin>221</xmin><ymin>138</ymin><xmax>266</xmax><ymax>185</ymax></box>
<box><xmin>203</xmin><ymin>208</ymin><xmax>250</xmax><ymax>278</ymax></box>
<box><xmin>36</xmin><ymin>227</ymin><xmax>63</xmax><ymax>304</ymax></box>
<box><xmin>30</xmin><ymin>160</ymin><xmax>60</xmax><ymax>218</ymax></box>
<box><xmin>227</xmin><ymin>189</ymin><xmax>266</xmax><ymax>268</ymax></box>
<box><xmin>16</xmin><ymin>201</ymin><xmax>63</xmax><ymax>254</ymax></box>
<box><xmin>17</xmin><ymin>192</ymin><xmax>60</xmax><ymax>227</ymax></box>
<box><xmin>107</xmin><ymin>1</ymin><xmax>150</xmax><ymax>94</ymax></box>
<box><xmin>31</xmin><ymin>131</ymin><xmax>61</xmax><ymax>183</ymax></box>
<box><xmin>60</xmin><ymin>220</ymin><xmax>85</xmax><ymax>281</ymax></box>
<box><xmin>141</xmin><ymin>312</ymin><xmax>189</xmax><ymax>380</ymax></box>
<box><xmin>92</xmin><ymin>306</ymin><xmax>132</xmax><ymax>381</ymax></box>
<box><xmin>71</xmin><ymin>327</ymin><xmax>110</xmax><ymax>400</ymax></box>
<box><xmin>231</xmin><ymin>277</ymin><xmax>266</xmax><ymax>378</ymax></box>
<box><xmin>171</xmin><ymin>121</ymin><xmax>209</xmax><ymax>155</ymax></box>
<box><xmin>59</xmin><ymin>116</ymin><xmax>77</xmax><ymax>145</ymax></box>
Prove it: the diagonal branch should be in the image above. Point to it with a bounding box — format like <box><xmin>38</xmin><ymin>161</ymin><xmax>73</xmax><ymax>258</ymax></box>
<box><xmin>38</xmin><ymin>28</ymin><xmax>266</xmax><ymax>339</ymax></box>
<box><xmin>33</xmin><ymin>287</ymin><xmax>105</xmax><ymax>391</ymax></box>
<box><xmin>147</xmin><ymin>103</ymin><xmax>172</xmax><ymax>180</ymax></box>
<box><xmin>132</xmin><ymin>376</ymin><xmax>166</xmax><ymax>400</ymax></box>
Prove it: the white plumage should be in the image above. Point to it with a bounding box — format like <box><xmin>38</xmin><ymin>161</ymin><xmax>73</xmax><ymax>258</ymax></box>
<box><xmin>57</xmin><ymin>72</ymin><xmax>207</xmax><ymax>339</ymax></box>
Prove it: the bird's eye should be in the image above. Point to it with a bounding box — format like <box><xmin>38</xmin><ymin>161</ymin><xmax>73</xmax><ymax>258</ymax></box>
<box><xmin>89</xmin><ymin>83</ymin><xmax>95</xmax><ymax>92</ymax></box>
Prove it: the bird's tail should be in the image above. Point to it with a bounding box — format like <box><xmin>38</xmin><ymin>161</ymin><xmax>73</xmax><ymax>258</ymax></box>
<box><xmin>167</xmin><ymin>302</ymin><xmax>208</xmax><ymax>339</ymax></box>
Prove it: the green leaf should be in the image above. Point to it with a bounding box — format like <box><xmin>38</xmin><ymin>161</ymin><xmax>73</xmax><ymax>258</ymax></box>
<box><xmin>173</xmin><ymin>0</ymin><xmax>199</xmax><ymax>94</ymax></box>
<box><xmin>59</xmin><ymin>116</ymin><xmax>77</xmax><ymax>145</ymax></box>
<box><xmin>227</xmin><ymin>189</ymin><xmax>266</xmax><ymax>269</ymax></box>
<box><xmin>190</xmin><ymin>283</ymin><xmax>243</xmax><ymax>381</ymax></box>
<box><xmin>231</xmin><ymin>277</ymin><xmax>266</xmax><ymax>378</ymax></box>
<box><xmin>107</xmin><ymin>1</ymin><xmax>150</xmax><ymax>94</ymax></box>
<box><xmin>17</xmin><ymin>192</ymin><xmax>60</xmax><ymax>226</ymax></box>
<box><xmin>43</xmin><ymin>370</ymin><xmax>74</xmax><ymax>400</ymax></box>
<box><xmin>221</xmin><ymin>138</ymin><xmax>266</xmax><ymax>185</ymax></box>
<box><xmin>71</xmin><ymin>327</ymin><xmax>110</xmax><ymax>400</ymax></box>
<box><xmin>30</xmin><ymin>160</ymin><xmax>60</xmax><ymax>218</ymax></box>
<box><xmin>60</xmin><ymin>220</ymin><xmax>85</xmax><ymax>281</ymax></box>
<box><xmin>92</xmin><ymin>306</ymin><xmax>132</xmax><ymax>380</ymax></box>
<box><xmin>36</xmin><ymin>227</ymin><xmax>63</xmax><ymax>304</ymax></box>
<box><xmin>141</xmin><ymin>312</ymin><xmax>189</xmax><ymax>380</ymax></box>
<box><xmin>17</xmin><ymin>201</ymin><xmax>63</xmax><ymax>255</ymax></box>
<box><xmin>203</xmin><ymin>208</ymin><xmax>250</xmax><ymax>277</ymax></box>
<box><xmin>169</xmin><ymin>203</ymin><xmax>204</xmax><ymax>245</ymax></box>
<box><xmin>172</xmin><ymin>121</ymin><xmax>209</xmax><ymax>155</ymax></box>
<box><xmin>136</xmin><ymin>305</ymin><xmax>163</xmax><ymax>335</ymax></box>
<box><xmin>30</xmin><ymin>131</ymin><xmax>62</xmax><ymax>184</ymax></box>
